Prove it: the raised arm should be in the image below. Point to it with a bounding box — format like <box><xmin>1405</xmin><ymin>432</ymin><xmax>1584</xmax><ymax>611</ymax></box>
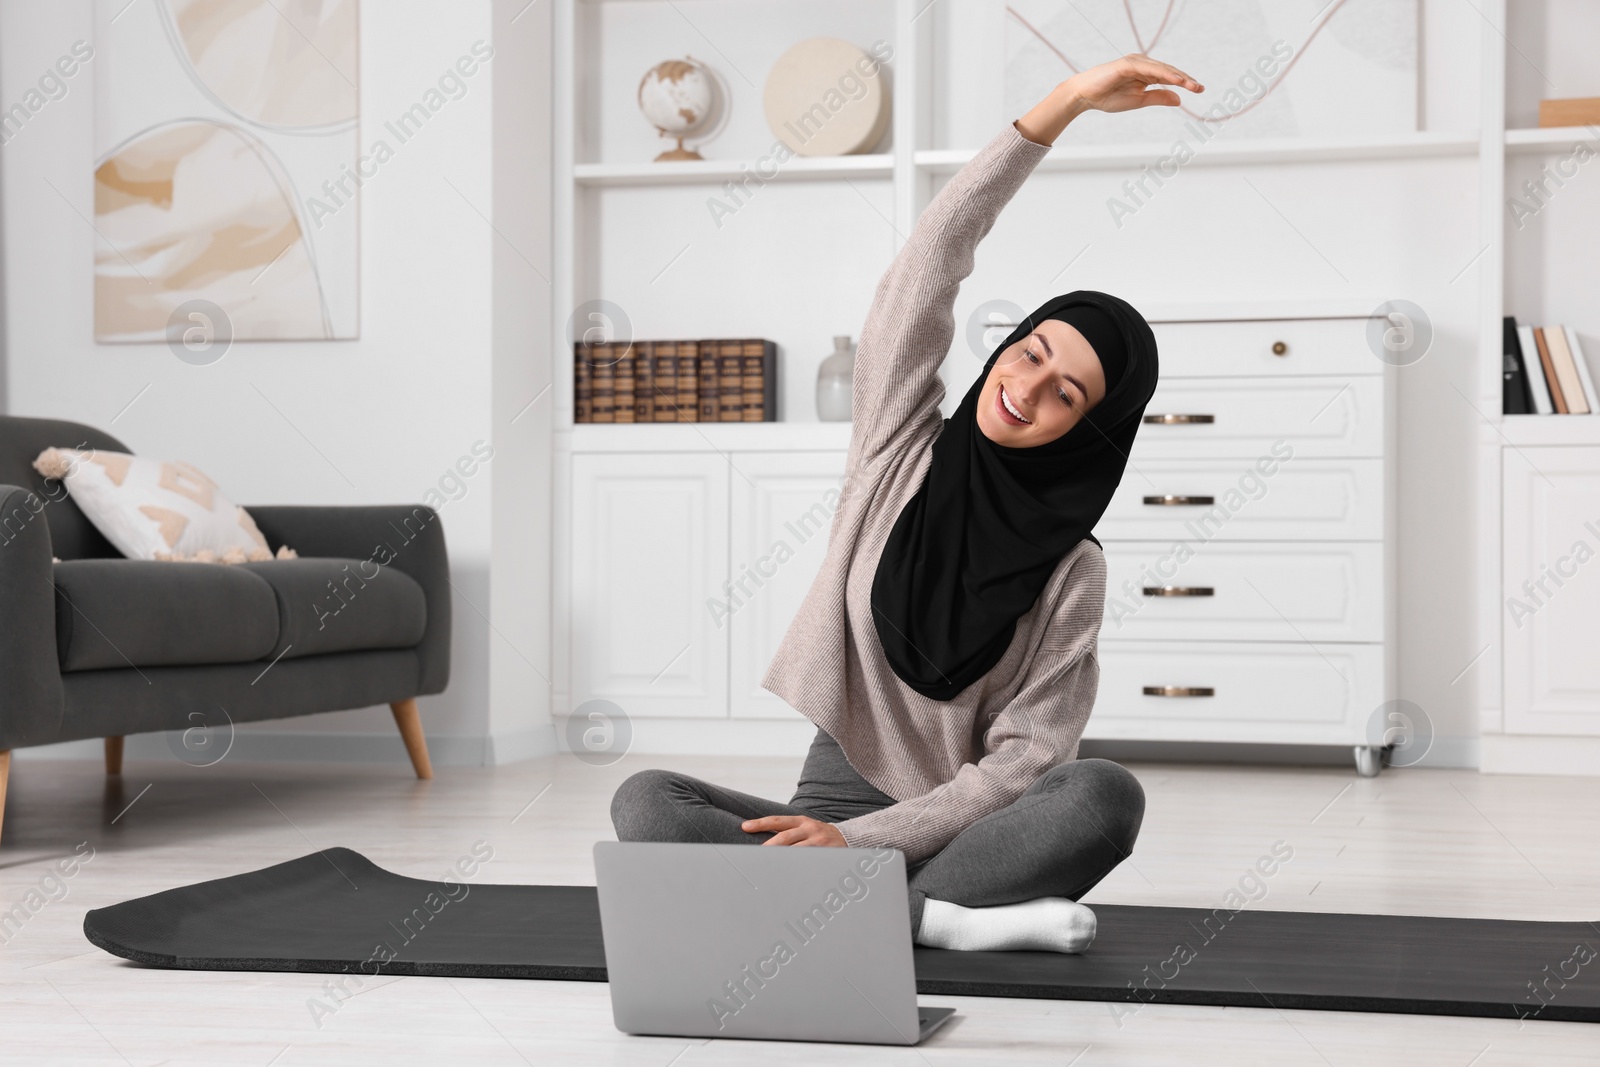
<box><xmin>845</xmin><ymin>127</ymin><xmax>1048</xmax><ymax>470</ymax></box>
<box><xmin>846</xmin><ymin>54</ymin><xmax>1203</xmax><ymax>472</ymax></box>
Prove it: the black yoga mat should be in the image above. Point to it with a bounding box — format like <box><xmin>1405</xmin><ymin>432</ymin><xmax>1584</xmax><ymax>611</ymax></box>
<box><xmin>84</xmin><ymin>849</ymin><xmax>1600</xmax><ymax>1023</ymax></box>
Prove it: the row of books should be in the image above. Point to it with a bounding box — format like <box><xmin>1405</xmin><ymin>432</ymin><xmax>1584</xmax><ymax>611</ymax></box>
<box><xmin>1503</xmin><ymin>318</ymin><xmax>1596</xmax><ymax>415</ymax></box>
<box><xmin>574</xmin><ymin>339</ymin><xmax>777</xmax><ymax>423</ymax></box>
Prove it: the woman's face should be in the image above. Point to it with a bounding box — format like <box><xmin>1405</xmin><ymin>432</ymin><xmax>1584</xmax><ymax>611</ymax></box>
<box><xmin>975</xmin><ymin>318</ymin><xmax>1108</xmax><ymax>447</ymax></box>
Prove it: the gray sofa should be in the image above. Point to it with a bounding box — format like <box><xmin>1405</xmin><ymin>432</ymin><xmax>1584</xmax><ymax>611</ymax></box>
<box><xmin>0</xmin><ymin>416</ymin><xmax>451</xmax><ymax>845</ymax></box>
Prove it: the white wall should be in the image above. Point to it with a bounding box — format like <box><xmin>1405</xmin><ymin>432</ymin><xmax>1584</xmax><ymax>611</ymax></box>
<box><xmin>0</xmin><ymin>0</ymin><xmax>555</xmax><ymax>766</ymax></box>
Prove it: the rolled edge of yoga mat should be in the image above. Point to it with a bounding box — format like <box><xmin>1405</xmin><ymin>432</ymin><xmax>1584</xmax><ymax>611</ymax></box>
<box><xmin>83</xmin><ymin>847</ymin><xmax>610</xmax><ymax>982</ymax></box>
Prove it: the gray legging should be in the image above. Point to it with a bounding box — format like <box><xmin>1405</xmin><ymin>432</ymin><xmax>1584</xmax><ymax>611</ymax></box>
<box><xmin>609</xmin><ymin>729</ymin><xmax>1146</xmax><ymax>935</ymax></box>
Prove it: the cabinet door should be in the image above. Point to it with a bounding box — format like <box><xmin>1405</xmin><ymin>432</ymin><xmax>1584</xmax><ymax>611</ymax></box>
<box><xmin>1503</xmin><ymin>447</ymin><xmax>1600</xmax><ymax>736</ymax></box>
<box><xmin>571</xmin><ymin>452</ymin><xmax>729</xmax><ymax>718</ymax></box>
<box><xmin>728</xmin><ymin>452</ymin><xmax>848</xmax><ymax>719</ymax></box>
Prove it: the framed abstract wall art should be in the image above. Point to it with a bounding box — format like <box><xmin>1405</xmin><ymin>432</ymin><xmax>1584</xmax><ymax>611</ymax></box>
<box><xmin>94</xmin><ymin>0</ymin><xmax>359</xmax><ymax>344</ymax></box>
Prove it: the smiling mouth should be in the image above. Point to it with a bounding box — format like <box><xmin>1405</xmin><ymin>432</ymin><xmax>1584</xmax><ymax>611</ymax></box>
<box><xmin>997</xmin><ymin>385</ymin><xmax>1031</xmax><ymax>426</ymax></box>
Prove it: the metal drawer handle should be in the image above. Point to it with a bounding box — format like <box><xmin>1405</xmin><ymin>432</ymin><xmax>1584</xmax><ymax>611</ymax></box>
<box><xmin>1143</xmin><ymin>686</ymin><xmax>1215</xmax><ymax>697</ymax></box>
<box><xmin>1141</xmin><ymin>586</ymin><xmax>1215</xmax><ymax>597</ymax></box>
<box><xmin>1143</xmin><ymin>413</ymin><xmax>1215</xmax><ymax>425</ymax></box>
<box><xmin>1142</xmin><ymin>494</ymin><xmax>1215</xmax><ymax>506</ymax></box>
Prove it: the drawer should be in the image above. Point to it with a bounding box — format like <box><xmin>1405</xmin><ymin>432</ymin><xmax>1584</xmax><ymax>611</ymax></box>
<box><xmin>1100</xmin><ymin>542</ymin><xmax>1384</xmax><ymax>642</ymax></box>
<box><xmin>1096</xmin><ymin>458</ymin><xmax>1383</xmax><ymax>541</ymax></box>
<box><xmin>1151</xmin><ymin>318</ymin><xmax>1380</xmax><ymax>378</ymax></box>
<box><xmin>1133</xmin><ymin>377</ymin><xmax>1382</xmax><ymax>459</ymax></box>
<box><xmin>1085</xmin><ymin>641</ymin><xmax>1383</xmax><ymax>744</ymax></box>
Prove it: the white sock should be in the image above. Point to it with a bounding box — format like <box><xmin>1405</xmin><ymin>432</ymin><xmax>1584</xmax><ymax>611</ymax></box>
<box><xmin>915</xmin><ymin>897</ymin><xmax>1097</xmax><ymax>954</ymax></box>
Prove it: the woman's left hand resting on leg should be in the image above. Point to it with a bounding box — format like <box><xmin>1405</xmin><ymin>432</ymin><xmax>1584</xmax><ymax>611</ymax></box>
<box><xmin>742</xmin><ymin>815</ymin><xmax>846</xmax><ymax>847</ymax></box>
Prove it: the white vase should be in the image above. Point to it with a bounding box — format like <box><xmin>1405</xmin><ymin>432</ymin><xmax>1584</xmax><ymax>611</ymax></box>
<box><xmin>816</xmin><ymin>335</ymin><xmax>855</xmax><ymax>422</ymax></box>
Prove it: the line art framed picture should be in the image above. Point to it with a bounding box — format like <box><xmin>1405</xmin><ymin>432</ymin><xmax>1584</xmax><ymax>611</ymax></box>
<box><xmin>1003</xmin><ymin>0</ymin><xmax>1418</xmax><ymax>144</ymax></box>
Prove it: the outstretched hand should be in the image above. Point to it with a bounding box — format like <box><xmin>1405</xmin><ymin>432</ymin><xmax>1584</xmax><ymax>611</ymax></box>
<box><xmin>1068</xmin><ymin>53</ymin><xmax>1203</xmax><ymax>114</ymax></box>
<box><xmin>742</xmin><ymin>815</ymin><xmax>847</xmax><ymax>847</ymax></box>
<box><xmin>1015</xmin><ymin>53</ymin><xmax>1203</xmax><ymax>146</ymax></box>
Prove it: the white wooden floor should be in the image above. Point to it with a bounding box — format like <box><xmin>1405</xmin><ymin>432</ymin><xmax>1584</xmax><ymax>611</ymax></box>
<box><xmin>2</xmin><ymin>750</ymin><xmax>1598</xmax><ymax>1065</ymax></box>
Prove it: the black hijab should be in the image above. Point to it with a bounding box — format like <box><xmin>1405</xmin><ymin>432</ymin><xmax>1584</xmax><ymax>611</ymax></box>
<box><xmin>869</xmin><ymin>290</ymin><xmax>1159</xmax><ymax>701</ymax></box>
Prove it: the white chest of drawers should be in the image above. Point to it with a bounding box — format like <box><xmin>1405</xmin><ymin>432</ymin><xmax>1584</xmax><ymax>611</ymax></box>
<box><xmin>1086</xmin><ymin>314</ymin><xmax>1397</xmax><ymax>774</ymax></box>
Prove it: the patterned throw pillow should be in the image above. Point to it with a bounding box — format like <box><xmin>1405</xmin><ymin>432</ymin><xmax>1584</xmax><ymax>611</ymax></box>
<box><xmin>33</xmin><ymin>447</ymin><xmax>296</xmax><ymax>564</ymax></box>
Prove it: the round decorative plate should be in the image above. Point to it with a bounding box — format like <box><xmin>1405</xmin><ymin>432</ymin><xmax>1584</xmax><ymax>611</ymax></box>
<box><xmin>763</xmin><ymin>38</ymin><xmax>890</xmax><ymax>157</ymax></box>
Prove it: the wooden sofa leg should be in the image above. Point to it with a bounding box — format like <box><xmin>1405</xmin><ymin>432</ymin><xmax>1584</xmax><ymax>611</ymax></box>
<box><xmin>0</xmin><ymin>750</ymin><xmax>10</xmax><ymax>849</ymax></box>
<box><xmin>105</xmin><ymin>736</ymin><xmax>124</xmax><ymax>776</ymax></box>
<box><xmin>389</xmin><ymin>700</ymin><xmax>434</xmax><ymax>780</ymax></box>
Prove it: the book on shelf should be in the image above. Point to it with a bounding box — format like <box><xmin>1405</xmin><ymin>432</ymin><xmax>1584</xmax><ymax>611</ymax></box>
<box><xmin>1538</xmin><ymin>97</ymin><xmax>1600</xmax><ymax>129</ymax></box>
<box><xmin>612</xmin><ymin>342</ymin><xmax>636</xmax><ymax>423</ymax></box>
<box><xmin>590</xmin><ymin>342</ymin><xmax>616</xmax><ymax>423</ymax></box>
<box><xmin>741</xmin><ymin>339</ymin><xmax>777</xmax><ymax>422</ymax></box>
<box><xmin>650</xmin><ymin>341</ymin><xmax>679</xmax><ymax>422</ymax></box>
<box><xmin>574</xmin><ymin>341</ymin><xmax>594</xmax><ymax>423</ymax></box>
<box><xmin>717</xmin><ymin>339</ymin><xmax>743</xmax><ymax>422</ymax></box>
<box><xmin>673</xmin><ymin>340</ymin><xmax>697</xmax><ymax>422</ymax></box>
<box><xmin>573</xmin><ymin>338</ymin><xmax>779</xmax><ymax>423</ymax></box>
<box><xmin>1533</xmin><ymin>327</ymin><xmax>1566</xmax><ymax>413</ymax></box>
<box><xmin>1502</xmin><ymin>317</ymin><xmax>1531</xmax><ymax>414</ymax></box>
<box><xmin>1546</xmin><ymin>327</ymin><xmax>1590</xmax><ymax>415</ymax></box>
<box><xmin>1570</xmin><ymin>332</ymin><xmax>1599</xmax><ymax>415</ymax></box>
<box><xmin>1505</xmin><ymin>318</ymin><xmax>1598</xmax><ymax>415</ymax></box>
<box><xmin>697</xmin><ymin>340</ymin><xmax>719</xmax><ymax>421</ymax></box>
<box><xmin>1515</xmin><ymin>324</ymin><xmax>1552</xmax><ymax>414</ymax></box>
<box><xmin>633</xmin><ymin>340</ymin><xmax>655</xmax><ymax>423</ymax></box>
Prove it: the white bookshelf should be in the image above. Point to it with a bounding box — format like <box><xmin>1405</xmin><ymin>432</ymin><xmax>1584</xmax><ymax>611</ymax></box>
<box><xmin>552</xmin><ymin>0</ymin><xmax>1491</xmax><ymax>432</ymax></box>
<box><xmin>546</xmin><ymin>0</ymin><xmax>1490</xmax><ymax>763</ymax></box>
<box><xmin>1473</xmin><ymin>0</ymin><xmax>1600</xmax><ymax>773</ymax></box>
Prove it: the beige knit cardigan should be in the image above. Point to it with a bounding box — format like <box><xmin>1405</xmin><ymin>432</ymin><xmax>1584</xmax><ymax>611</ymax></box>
<box><xmin>761</xmin><ymin>122</ymin><xmax>1107</xmax><ymax>864</ymax></box>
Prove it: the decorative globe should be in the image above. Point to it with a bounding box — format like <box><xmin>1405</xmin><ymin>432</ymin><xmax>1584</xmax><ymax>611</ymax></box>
<box><xmin>637</xmin><ymin>57</ymin><xmax>720</xmax><ymax>161</ymax></box>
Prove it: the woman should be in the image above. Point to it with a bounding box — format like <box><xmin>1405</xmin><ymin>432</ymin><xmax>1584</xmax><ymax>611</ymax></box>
<box><xmin>612</xmin><ymin>54</ymin><xmax>1203</xmax><ymax>954</ymax></box>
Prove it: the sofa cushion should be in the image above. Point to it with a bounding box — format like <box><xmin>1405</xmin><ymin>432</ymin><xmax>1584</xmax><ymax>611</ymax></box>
<box><xmin>33</xmin><ymin>446</ymin><xmax>290</xmax><ymax>563</ymax></box>
<box><xmin>240</xmin><ymin>559</ymin><xmax>427</xmax><ymax>661</ymax></box>
<box><xmin>54</xmin><ymin>560</ymin><xmax>280</xmax><ymax>672</ymax></box>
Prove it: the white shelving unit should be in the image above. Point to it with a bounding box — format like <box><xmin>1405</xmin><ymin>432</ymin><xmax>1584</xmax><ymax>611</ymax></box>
<box><xmin>550</xmin><ymin>0</ymin><xmax>1495</xmax><ymax>434</ymax></box>
<box><xmin>546</xmin><ymin>0</ymin><xmax>1467</xmax><ymax>761</ymax></box>
<box><xmin>1473</xmin><ymin>0</ymin><xmax>1600</xmax><ymax>774</ymax></box>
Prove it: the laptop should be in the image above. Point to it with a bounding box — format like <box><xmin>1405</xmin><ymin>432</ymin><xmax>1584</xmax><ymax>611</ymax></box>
<box><xmin>593</xmin><ymin>841</ymin><xmax>956</xmax><ymax>1045</ymax></box>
